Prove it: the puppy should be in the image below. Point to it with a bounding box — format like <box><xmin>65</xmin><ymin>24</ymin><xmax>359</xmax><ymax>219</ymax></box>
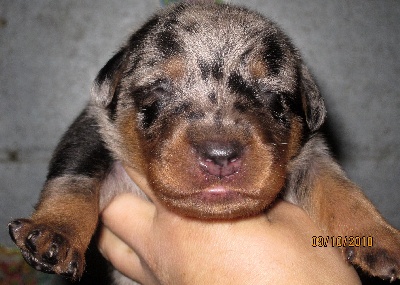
<box><xmin>8</xmin><ymin>2</ymin><xmax>400</xmax><ymax>283</ymax></box>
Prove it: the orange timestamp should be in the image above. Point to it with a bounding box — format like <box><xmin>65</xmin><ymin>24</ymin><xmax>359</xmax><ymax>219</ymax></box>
<box><xmin>312</xmin><ymin>236</ymin><xmax>373</xmax><ymax>247</ymax></box>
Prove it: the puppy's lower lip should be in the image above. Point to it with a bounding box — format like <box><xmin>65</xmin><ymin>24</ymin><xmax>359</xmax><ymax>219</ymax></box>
<box><xmin>196</xmin><ymin>187</ymin><xmax>243</xmax><ymax>202</ymax></box>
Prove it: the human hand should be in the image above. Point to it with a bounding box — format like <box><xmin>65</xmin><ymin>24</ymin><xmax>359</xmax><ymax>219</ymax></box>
<box><xmin>98</xmin><ymin>164</ymin><xmax>360</xmax><ymax>284</ymax></box>
<box><xmin>98</xmin><ymin>192</ymin><xmax>360</xmax><ymax>285</ymax></box>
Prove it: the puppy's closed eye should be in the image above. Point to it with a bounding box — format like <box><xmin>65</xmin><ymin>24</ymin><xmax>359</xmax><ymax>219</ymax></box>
<box><xmin>135</xmin><ymin>80</ymin><xmax>172</xmax><ymax>129</ymax></box>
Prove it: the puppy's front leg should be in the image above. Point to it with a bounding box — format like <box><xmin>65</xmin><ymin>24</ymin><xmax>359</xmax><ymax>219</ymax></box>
<box><xmin>9</xmin><ymin>108</ymin><xmax>112</xmax><ymax>280</ymax></box>
<box><xmin>287</xmin><ymin>136</ymin><xmax>400</xmax><ymax>281</ymax></box>
<box><xmin>309</xmin><ymin>173</ymin><xmax>400</xmax><ymax>280</ymax></box>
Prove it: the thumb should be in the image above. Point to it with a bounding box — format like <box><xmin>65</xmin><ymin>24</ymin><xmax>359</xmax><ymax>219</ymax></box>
<box><xmin>98</xmin><ymin>193</ymin><xmax>160</xmax><ymax>284</ymax></box>
<box><xmin>100</xmin><ymin>193</ymin><xmax>155</xmax><ymax>251</ymax></box>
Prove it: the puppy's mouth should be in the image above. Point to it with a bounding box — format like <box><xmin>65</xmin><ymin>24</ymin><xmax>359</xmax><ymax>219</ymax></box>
<box><xmin>174</xmin><ymin>186</ymin><xmax>259</xmax><ymax>204</ymax></box>
<box><xmin>196</xmin><ymin>186</ymin><xmax>245</xmax><ymax>202</ymax></box>
<box><xmin>156</xmin><ymin>185</ymin><xmax>271</xmax><ymax>219</ymax></box>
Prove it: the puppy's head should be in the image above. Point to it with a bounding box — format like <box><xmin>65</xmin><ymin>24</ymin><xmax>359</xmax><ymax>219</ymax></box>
<box><xmin>92</xmin><ymin>3</ymin><xmax>326</xmax><ymax>219</ymax></box>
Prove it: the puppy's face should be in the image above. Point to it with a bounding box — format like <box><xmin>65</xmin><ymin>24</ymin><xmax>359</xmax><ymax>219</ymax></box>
<box><xmin>93</xmin><ymin>4</ymin><xmax>326</xmax><ymax>219</ymax></box>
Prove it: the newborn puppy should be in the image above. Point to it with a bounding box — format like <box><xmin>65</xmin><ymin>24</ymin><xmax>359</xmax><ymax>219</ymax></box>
<box><xmin>9</xmin><ymin>2</ymin><xmax>400</xmax><ymax>283</ymax></box>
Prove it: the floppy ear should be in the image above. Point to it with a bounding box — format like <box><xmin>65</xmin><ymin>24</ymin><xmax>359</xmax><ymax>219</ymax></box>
<box><xmin>91</xmin><ymin>48</ymin><xmax>127</xmax><ymax>108</ymax></box>
<box><xmin>299</xmin><ymin>64</ymin><xmax>326</xmax><ymax>132</ymax></box>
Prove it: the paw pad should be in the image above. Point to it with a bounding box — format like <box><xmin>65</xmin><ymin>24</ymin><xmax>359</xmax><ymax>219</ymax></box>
<box><xmin>8</xmin><ymin>218</ymin><xmax>84</xmax><ymax>280</ymax></box>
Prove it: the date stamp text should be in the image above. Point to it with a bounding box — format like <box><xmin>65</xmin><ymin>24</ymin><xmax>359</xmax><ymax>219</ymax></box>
<box><xmin>312</xmin><ymin>236</ymin><xmax>373</xmax><ymax>247</ymax></box>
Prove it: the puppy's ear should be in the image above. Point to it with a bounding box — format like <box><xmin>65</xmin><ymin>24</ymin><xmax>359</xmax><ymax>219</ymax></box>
<box><xmin>299</xmin><ymin>64</ymin><xmax>326</xmax><ymax>132</ymax></box>
<box><xmin>91</xmin><ymin>48</ymin><xmax>127</xmax><ymax>107</ymax></box>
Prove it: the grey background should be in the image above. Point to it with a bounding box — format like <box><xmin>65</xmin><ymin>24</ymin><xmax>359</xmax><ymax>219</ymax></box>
<box><xmin>0</xmin><ymin>0</ymin><xmax>399</xmax><ymax>246</ymax></box>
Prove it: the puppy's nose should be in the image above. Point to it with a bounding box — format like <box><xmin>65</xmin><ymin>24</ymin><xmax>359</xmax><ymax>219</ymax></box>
<box><xmin>195</xmin><ymin>141</ymin><xmax>243</xmax><ymax>178</ymax></box>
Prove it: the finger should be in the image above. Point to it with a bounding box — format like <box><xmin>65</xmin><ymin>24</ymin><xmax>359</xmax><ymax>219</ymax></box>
<box><xmin>98</xmin><ymin>228</ymin><xmax>137</xmax><ymax>275</ymax></box>
<box><xmin>98</xmin><ymin>226</ymin><xmax>141</xmax><ymax>277</ymax></box>
<box><xmin>100</xmin><ymin>193</ymin><xmax>155</xmax><ymax>251</ymax></box>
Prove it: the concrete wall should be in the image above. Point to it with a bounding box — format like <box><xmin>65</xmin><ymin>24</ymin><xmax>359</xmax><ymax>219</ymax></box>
<box><xmin>1</xmin><ymin>0</ymin><xmax>399</xmax><ymax>245</ymax></box>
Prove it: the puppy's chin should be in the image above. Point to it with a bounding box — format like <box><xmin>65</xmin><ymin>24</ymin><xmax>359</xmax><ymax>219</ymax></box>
<box><xmin>122</xmin><ymin>164</ymin><xmax>276</xmax><ymax>219</ymax></box>
<box><xmin>155</xmin><ymin>186</ymin><xmax>275</xmax><ymax>220</ymax></box>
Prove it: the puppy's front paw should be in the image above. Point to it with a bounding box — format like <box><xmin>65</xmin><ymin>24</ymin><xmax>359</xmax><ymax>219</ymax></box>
<box><xmin>345</xmin><ymin>231</ymin><xmax>400</xmax><ymax>282</ymax></box>
<box><xmin>8</xmin><ymin>218</ymin><xmax>84</xmax><ymax>280</ymax></box>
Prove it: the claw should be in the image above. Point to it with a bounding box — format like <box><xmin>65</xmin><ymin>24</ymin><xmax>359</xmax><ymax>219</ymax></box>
<box><xmin>26</xmin><ymin>229</ymin><xmax>40</xmax><ymax>253</ymax></box>
<box><xmin>8</xmin><ymin>219</ymin><xmax>29</xmax><ymax>243</ymax></box>
<box><xmin>389</xmin><ymin>269</ymin><xmax>398</xmax><ymax>283</ymax></box>
<box><xmin>346</xmin><ymin>247</ymin><xmax>355</xmax><ymax>262</ymax></box>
